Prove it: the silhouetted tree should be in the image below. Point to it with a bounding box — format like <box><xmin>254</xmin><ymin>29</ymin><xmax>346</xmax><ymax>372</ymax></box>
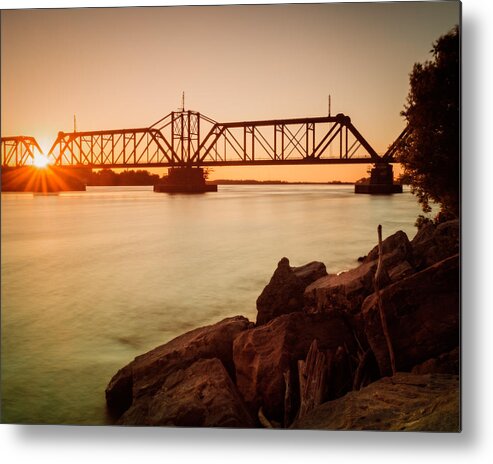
<box><xmin>395</xmin><ymin>172</ymin><xmax>412</xmax><ymax>185</ymax></box>
<box><xmin>397</xmin><ymin>26</ymin><xmax>460</xmax><ymax>221</ymax></box>
<box><xmin>87</xmin><ymin>169</ymin><xmax>160</xmax><ymax>186</ymax></box>
<box><xmin>96</xmin><ymin>169</ymin><xmax>118</xmax><ymax>186</ymax></box>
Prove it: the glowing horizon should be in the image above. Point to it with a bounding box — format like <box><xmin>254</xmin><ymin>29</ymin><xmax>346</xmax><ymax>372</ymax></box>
<box><xmin>1</xmin><ymin>2</ymin><xmax>459</xmax><ymax>182</ymax></box>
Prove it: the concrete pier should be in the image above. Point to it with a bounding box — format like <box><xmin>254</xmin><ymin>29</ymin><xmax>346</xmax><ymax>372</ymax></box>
<box><xmin>354</xmin><ymin>163</ymin><xmax>402</xmax><ymax>194</ymax></box>
<box><xmin>154</xmin><ymin>167</ymin><xmax>217</xmax><ymax>193</ymax></box>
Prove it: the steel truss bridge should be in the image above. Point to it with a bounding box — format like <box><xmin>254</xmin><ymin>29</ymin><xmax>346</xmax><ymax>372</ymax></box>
<box><xmin>1</xmin><ymin>136</ymin><xmax>44</xmax><ymax>167</ymax></box>
<box><xmin>1</xmin><ymin>110</ymin><xmax>409</xmax><ymax>168</ymax></box>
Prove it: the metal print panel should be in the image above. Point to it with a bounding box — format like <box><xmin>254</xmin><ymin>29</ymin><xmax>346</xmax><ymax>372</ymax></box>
<box><xmin>1</xmin><ymin>1</ymin><xmax>460</xmax><ymax>430</ymax></box>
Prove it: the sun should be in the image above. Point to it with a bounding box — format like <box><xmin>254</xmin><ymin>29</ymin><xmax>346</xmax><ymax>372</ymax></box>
<box><xmin>32</xmin><ymin>153</ymin><xmax>51</xmax><ymax>169</ymax></box>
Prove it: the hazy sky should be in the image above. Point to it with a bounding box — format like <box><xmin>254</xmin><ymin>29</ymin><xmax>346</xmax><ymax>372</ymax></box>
<box><xmin>1</xmin><ymin>1</ymin><xmax>459</xmax><ymax>181</ymax></box>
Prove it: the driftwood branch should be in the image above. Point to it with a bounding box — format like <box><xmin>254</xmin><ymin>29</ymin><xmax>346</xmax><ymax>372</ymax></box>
<box><xmin>325</xmin><ymin>348</ymin><xmax>335</xmax><ymax>399</ymax></box>
<box><xmin>375</xmin><ymin>224</ymin><xmax>396</xmax><ymax>375</ymax></box>
<box><xmin>297</xmin><ymin>339</ymin><xmax>327</xmax><ymax>420</ymax></box>
<box><xmin>283</xmin><ymin>369</ymin><xmax>292</xmax><ymax>428</ymax></box>
<box><xmin>258</xmin><ymin>407</ymin><xmax>273</xmax><ymax>428</ymax></box>
<box><xmin>352</xmin><ymin>348</ymin><xmax>372</xmax><ymax>390</ymax></box>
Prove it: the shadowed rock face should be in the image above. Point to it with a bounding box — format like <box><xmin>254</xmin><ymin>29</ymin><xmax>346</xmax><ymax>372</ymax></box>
<box><xmin>411</xmin><ymin>347</ymin><xmax>459</xmax><ymax>375</ymax></box>
<box><xmin>117</xmin><ymin>358</ymin><xmax>255</xmax><ymax>427</ymax></box>
<box><xmin>291</xmin><ymin>372</ymin><xmax>460</xmax><ymax>432</ymax></box>
<box><xmin>304</xmin><ymin>261</ymin><xmax>380</xmax><ymax>315</ymax></box>
<box><xmin>362</xmin><ymin>254</ymin><xmax>459</xmax><ymax>376</ymax></box>
<box><xmin>304</xmin><ymin>230</ymin><xmax>415</xmax><ymax>315</ymax></box>
<box><xmin>256</xmin><ymin>258</ymin><xmax>327</xmax><ymax>325</ymax></box>
<box><xmin>105</xmin><ymin>316</ymin><xmax>253</xmax><ymax>420</ymax></box>
<box><xmin>411</xmin><ymin>219</ymin><xmax>459</xmax><ymax>270</ymax></box>
<box><xmin>233</xmin><ymin>311</ymin><xmax>357</xmax><ymax>423</ymax></box>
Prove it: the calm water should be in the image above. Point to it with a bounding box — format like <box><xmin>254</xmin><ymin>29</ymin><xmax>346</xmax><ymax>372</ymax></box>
<box><xmin>1</xmin><ymin>185</ymin><xmax>424</xmax><ymax>424</ymax></box>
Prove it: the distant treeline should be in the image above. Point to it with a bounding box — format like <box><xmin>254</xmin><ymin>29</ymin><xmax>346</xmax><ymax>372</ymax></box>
<box><xmin>87</xmin><ymin>169</ymin><xmax>163</xmax><ymax>186</ymax></box>
<box><xmin>210</xmin><ymin>179</ymin><xmax>353</xmax><ymax>185</ymax></box>
<box><xmin>355</xmin><ymin>174</ymin><xmax>411</xmax><ymax>185</ymax></box>
<box><xmin>85</xmin><ymin>169</ymin><xmax>360</xmax><ymax>186</ymax></box>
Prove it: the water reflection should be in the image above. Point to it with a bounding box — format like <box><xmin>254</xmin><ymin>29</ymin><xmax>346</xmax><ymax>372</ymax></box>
<box><xmin>1</xmin><ymin>185</ymin><xmax>423</xmax><ymax>424</ymax></box>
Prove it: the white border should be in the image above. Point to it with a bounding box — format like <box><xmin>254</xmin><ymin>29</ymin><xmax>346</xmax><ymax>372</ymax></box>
<box><xmin>1</xmin><ymin>1</ymin><xmax>492</xmax><ymax>463</ymax></box>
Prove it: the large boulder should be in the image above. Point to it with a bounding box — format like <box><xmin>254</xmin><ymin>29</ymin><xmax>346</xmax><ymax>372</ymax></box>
<box><xmin>411</xmin><ymin>219</ymin><xmax>459</xmax><ymax>270</ymax></box>
<box><xmin>233</xmin><ymin>311</ymin><xmax>357</xmax><ymax>423</ymax></box>
<box><xmin>117</xmin><ymin>358</ymin><xmax>255</xmax><ymax>427</ymax></box>
<box><xmin>304</xmin><ymin>230</ymin><xmax>415</xmax><ymax>315</ymax></box>
<box><xmin>362</xmin><ymin>254</ymin><xmax>459</xmax><ymax>376</ymax></box>
<box><xmin>411</xmin><ymin>347</ymin><xmax>459</xmax><ymax>375</ymax></box>
<box><xmin>363</xmin><ymin>230</ymin><xmax>414</xmax><ymax>264</ymax></box>
<box><xmin>106</xmin><ymin>316</ymin><xmax>253</xmax><ymax>418</ymax></box>
<box><xmin>292</xmin><ymin>372</ymin><xmax>460</xmax><ymax>432</ymax></box>
<box><xmin>304</xmin><ymin>261</ymin><xmax>379</xmax><ymax>315</ymax></box>
<box><xmin>256</xmin><ymin>257</ymin><xmax>327</xmax><ymax>325</ymax></box>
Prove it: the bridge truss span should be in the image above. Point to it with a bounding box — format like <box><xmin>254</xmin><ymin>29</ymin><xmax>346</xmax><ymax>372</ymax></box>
<box><xmin>1</xmin><ymin>136</ymin><xmax>43</xmax><ymax>167</ymax></box>
<box><xmin>194</xmin><ymin>113</ymin><xmax>382</xmax><ymax>166</ymax></box>
<box><xmin>44</xmin><ymin>110</ymin><xmax>384</xmax><ymax>168</ymax></box>
<box><xmin>47</xmin><ymin>127</ymin><xmax>179</xmax><ymax>168</ymax></box>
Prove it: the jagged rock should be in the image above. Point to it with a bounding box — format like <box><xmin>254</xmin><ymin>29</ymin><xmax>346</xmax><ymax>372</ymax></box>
<box><xmin>117</xmin><ymin>358</ymin><xmax>255</xmax><ymax>427</ymax></box>
<box><xmin>256</xmin><ymin>257</ymin><xmax>327</xmax><ymax>325</ymax></box>
<box><xmin>362</xmin><ymin>254</ymin><xmax>459</xmax><ymax>376</ymax></box>
<box><xmin>411</xmin><ymin>347</ymin><xmax>459</xmax><ymax>375</ymax></box>
<box><xmin>388</xmin><ymin>260</ymin><xmax>414</xmax><ymax>282</ymax></box>
<box><xmin>304</xmin><ymin>231</ymin><xmax>415</xmax><ymax>315</ymax></box>
<box><xmin>364</xmin><ymin>230</ymin><xmax>414</xmax><ymax>264</ymax></box>
<box><xmin>293</xmin><ymin>260</ymin><xmax>328</xmax><ymax>287</ymax></box>
<box><xmin>233</xmin><ymin>311</ymin><xmax>357</xmax><ymax>423</ymax></box>
<box><xmin>106</xmin><ymin>364</ymin><xmax>133</xmax><ymax>417</ymax></box>
<box><xmin>304</xmin><ymin>261</ymin><xmax>381</xmax><ymax>315</ymax></box>
<box><xmin>411</xmin><ymin>219</ymin><xmax>459</xmax><ymax>270</ymax></box>
<box><xmin>106</xmin><ymin>316</ymin><xmax>253</xmax><ymax>418</ymax></box>
<box><xmin>291</xmin><ymin>372</ymin><xmax>460</xmax><ymax>432</ymax></box>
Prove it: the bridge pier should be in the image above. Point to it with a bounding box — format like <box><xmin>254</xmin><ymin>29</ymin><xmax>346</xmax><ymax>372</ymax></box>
<box><xmin>154</xmin><ymin>167</ymin><xmax>217</xmax><ymax>194</ymax></box>
<box><xmin>354</xmin><ymin>163</ymin><xmax>402</xmax><ymax>194</ymax></box>
<box><xmin>1</xmin><ymin>166</ymin><xmax>87</xmax><ymax>193</ymax></box>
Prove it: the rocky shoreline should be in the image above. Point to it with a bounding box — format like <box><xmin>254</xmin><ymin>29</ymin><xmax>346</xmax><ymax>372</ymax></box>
<box><xmin>105</xmin><ymin>219</ymin><xmax>460</xmax><ymax>431</ymax></box>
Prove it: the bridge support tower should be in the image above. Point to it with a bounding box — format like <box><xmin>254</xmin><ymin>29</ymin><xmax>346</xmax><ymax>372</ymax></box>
<box><xmin>354</xmin><ymin>163</ymin><xmax>402</xmax><ymax>194</ymax></box>
<box><xmin>154</xmin><ymin>167</ymin><xmax>217</xmax><ymax>193</ymax></box>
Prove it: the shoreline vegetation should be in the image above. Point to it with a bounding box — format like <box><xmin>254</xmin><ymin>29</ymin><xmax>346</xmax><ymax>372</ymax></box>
<box><xmin>84</xmin><ymin>168</ymin><xmax>415</xmax><ymax>186</ymax></box>
<box><xmin>105</xmin><ymin>219</ymin><xmax>459</xmax><ymax>430</ymax></box>
<box><xmin>209</xmin><ymin>179</ymin><xmax>354</xmax><ymax>185</ymax></box>
<box><xmin>85</xmin><ymin>169</ymin><xmax>359</xmax><ymax>186</ymax></box>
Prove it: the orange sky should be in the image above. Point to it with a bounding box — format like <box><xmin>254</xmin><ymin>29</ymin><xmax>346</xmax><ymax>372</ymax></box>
<box><xmin>1</xmin><ymin>2</ymin><xmax>459</xmax><ymax>182</ymax></box>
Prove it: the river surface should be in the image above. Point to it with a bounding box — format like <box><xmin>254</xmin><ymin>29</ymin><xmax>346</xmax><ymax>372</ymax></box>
<box><xmin>1</xmin><ymin>185</ymin><xmax>425</xmax><ymax>424</ymax></box>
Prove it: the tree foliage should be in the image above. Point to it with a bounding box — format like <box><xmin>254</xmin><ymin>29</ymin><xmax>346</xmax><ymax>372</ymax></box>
<box><xmin>397</xmin><ymin>26</ymin><xmax>460</xmax><ymax>221</ymax></box>
<box><xmin>87</xmin><ymin>169</ymin><xmax>161</xmax><ymax>186</ymax></box>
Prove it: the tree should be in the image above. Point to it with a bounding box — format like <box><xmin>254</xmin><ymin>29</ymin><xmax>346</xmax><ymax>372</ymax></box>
<box><xmin>397</xmin><ymin>26</ymin><xmax>460</xmax><ymax>221</ymax></box>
